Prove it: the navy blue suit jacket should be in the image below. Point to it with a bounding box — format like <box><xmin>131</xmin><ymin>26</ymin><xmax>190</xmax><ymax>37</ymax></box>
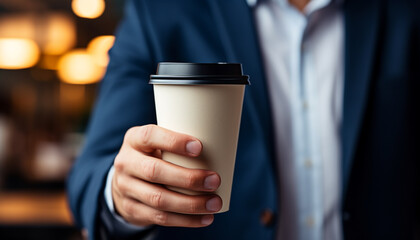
<box><xmin>68</xmin><ymin>0</ymin><xmax>420</xmax><ymax>239</ymax></box>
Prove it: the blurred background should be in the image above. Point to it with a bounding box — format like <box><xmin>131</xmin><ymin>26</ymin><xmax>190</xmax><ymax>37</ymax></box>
<box><xmin>0</xmin><ymin>0</ymin><xmax>124</xmax><ymax>238</ymax></box>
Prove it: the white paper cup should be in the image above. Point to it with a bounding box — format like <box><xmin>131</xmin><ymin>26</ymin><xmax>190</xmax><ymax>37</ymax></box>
<box><xmin>150</xmin><ymin>63</ymin><xmax>250</xmax><ymax>213</ymax></box>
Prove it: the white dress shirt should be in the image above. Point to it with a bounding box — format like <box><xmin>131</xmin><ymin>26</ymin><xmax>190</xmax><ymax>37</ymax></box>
<box><xmin>251</xmin><ymin>0</ymin><xmax>344</xmax><ymax>239</ymax></box>
<box><xmin>104</xmin><ymin>0</ymin><xmax>345</xmax><ymax>239</ymax></box>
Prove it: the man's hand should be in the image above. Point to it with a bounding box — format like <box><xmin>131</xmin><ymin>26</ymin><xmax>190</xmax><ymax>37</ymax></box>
<box><xmin>112</xmin><ymin>125</ymin><xmax>222</xmax><ymax>228</ymax></box>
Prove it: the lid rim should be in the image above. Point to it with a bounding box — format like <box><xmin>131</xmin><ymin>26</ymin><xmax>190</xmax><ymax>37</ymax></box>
<box><xmin>150</xmin><ymin>62</ymin><xmax>250</xmax><ymax>85</ymax></box>
<box><xmin>149</xmin><ymin>78</ymin><xmax>250</xmax><ymax>85</ymax></box>
<box><xmin>150</xmin><ymin>75</ymin><xmax>249</xmax><ymax>79</ymax></box>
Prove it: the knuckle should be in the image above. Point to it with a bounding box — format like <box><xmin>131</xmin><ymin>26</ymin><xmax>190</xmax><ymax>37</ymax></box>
<box><xmin>149</xmin><ymin>190</ymin><xmax>163</xmax><ymax>209</ymax></box>
<box><xmin>185</xmin><ymin>171</ymin><xmax>200</xmax><ymax>189</ymax></box>
<box><xmin>113</xmin><ymin>174</ymin><xmax>122</xmax><ymax>190</ymax></box>
<box><xmin>188</xmin><ymin>198</ymin><xmax>201</xmax><ymax>213</ymax></box>
<box><xmin>153</xmin><ymin>211</ymin><xmax>168</xmax><ymax>225</ymax></box>
<box><xmin>143</xmin><ymin>159</ymin><xmax>158</xmax><ymax>182</ymax></box>
<box><xmin>114</xmin><ymin>176</ymin><xmax>127</xmax><ymax>193</ymax></box>
<box><xmin>124</xmin><ymin>127</ymin><xmax>137</xmax><ymax>143</ymax></box>
<box><xmin>164</xmin><ymin>134</ymin><xmax>178</xmax><ymax>150</ymax></box>
<box><xmin>138</xmin><ymin>125</ymin><xmax>154</xmax><ymax>146</ymax></box>
<box><xmin>113</xmin><ymin>155</ymin><xmax>125</xmax><ymax>173</ymax></box>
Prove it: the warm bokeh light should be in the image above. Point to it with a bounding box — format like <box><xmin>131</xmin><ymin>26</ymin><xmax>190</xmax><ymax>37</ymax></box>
<box><xmin>0</xmin><ymin>38</ymin><xmax>40</xmax><ymax>69</ymax></box>
<box><xmin>57</xmin><ymin>49</ymin><xmax>105</xmax><ymax>84</ymax></box>
<box><xmin>0</xmin><ymin>15</ymin><xmax>35</xmax><ymax>40</ymax></box>
<box><xmin>87</xmin><ymin>35</ymin><xmax>115</xmax><ymax>67</ymax></box>
<box><xmin>72</xmin><ymin>0</ymin><xmax>106</xmax><ymax>19</ymax></box>
<box><xmin>0</xmin><ymin>13</ymin><xmax>76</xmax><ymax>55</ymax></box>
<box><xmin>43</xmin><ymin>13</ymin><xmax>77</xmax><ymax>55</ymax></box>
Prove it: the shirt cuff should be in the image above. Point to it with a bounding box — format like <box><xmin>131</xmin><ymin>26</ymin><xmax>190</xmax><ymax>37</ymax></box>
<box><xmin>104</xmin><ymin>165</ymin><xmax>151</xmax><ymax>232</ymax></box>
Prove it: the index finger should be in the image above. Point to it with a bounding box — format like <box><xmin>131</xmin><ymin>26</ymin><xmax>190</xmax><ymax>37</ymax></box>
<box><xmin>125</xmin><ymin>125</ymin><xmax>202</xmax><ymax>157</ymax></box>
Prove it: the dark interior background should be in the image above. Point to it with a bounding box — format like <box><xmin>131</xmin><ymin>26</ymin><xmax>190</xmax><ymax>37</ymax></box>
<box><xmin>0</xmin><ymin>0</ymin><xmax>125</xmax><ymax>239</ymax></box>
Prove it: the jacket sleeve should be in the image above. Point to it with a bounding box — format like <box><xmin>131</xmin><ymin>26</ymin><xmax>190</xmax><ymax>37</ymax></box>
<box><xmin>67</xmin><ymin>0</ymin><xmax>158</xmax><ymax>239</ymax></box>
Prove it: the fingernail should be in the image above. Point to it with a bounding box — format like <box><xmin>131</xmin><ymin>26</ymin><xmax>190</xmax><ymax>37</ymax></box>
<box><xmin>186</xmin><ymin>140</ymin><xmax>201</xmax><ymax>156</ymax></box>
<box><xmin>204</xmin><ymin>174</ymin><xmax>220</xmax><ymax>190</ymax></box>
<box><xmin>201</xmin><ymin>215</ymin><xmax>214</xmax><ymax>225</ymax></box>
<box><xmin>206</xmin><ymin>197</ymin><xmax>222</xmax><ymax>212</ymax></box>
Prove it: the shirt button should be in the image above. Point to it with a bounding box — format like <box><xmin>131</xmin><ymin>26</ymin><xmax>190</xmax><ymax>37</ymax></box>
<box><xmin>304</xmin><ymin>158</ymin><xmax>313</xmax><ymax>169</ymax></box>
<box><xmin>302</xmin><ymin>101</ymin><xmax>309</xmax><ymax>110</ymax></box>
<box><xmin>260</xmin><ymin>209</ymin><xmax>275</xmax><ymax>227</ymax></box>
<box><xmin>305</xmin><ymin>216</ymin><xmax>315</xmax><ymax>228</ymax></box>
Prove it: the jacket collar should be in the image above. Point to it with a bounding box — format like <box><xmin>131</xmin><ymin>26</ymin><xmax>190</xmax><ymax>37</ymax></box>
<box><xmin>246</xmin><ymin>0</ymin><xmax>259</xmax><ymax>7</ymax></box>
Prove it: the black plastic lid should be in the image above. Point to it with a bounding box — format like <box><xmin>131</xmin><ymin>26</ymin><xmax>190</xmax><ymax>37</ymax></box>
<box><xmin>149</xmin><ymin>62</ymin><xmax>250</xmax><ymax>85</ymax></box>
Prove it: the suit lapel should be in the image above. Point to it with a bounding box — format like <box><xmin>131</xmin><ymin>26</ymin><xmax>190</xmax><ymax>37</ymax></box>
<box><xmin>209</xmin><ymin>0</ymin><xmax>275</xmax><ymax>159</ymax></box>
<box><xmin>342</xmin><ymin>0</ymin><xmax>382</xmax><ymax>195</ymax></box>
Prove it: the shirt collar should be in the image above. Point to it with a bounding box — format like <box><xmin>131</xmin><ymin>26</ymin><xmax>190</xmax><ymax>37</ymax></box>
<box><xmin>246</xmin><ymin>0</ymin><xmax>259</xmax><ymax>7</ymax></box>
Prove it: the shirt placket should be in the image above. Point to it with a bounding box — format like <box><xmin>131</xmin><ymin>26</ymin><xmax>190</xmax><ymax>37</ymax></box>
<box><xmin>292</xmin><ymin>13</ymin><xmax>323</xmax><ymax>240</ymax></box>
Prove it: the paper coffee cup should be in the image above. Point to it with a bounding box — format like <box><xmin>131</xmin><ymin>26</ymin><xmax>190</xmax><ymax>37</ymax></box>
<box><xmin>149</xmin><ymin>63</ymin><xmax>250</xmax><ymax>213</ymax></box>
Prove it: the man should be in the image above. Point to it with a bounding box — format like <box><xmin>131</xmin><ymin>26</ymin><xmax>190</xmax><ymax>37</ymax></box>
<box><xmin>68</xmin><ymin>0</ymin><xmax>420</xmax><ymax>239</ymax></box>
